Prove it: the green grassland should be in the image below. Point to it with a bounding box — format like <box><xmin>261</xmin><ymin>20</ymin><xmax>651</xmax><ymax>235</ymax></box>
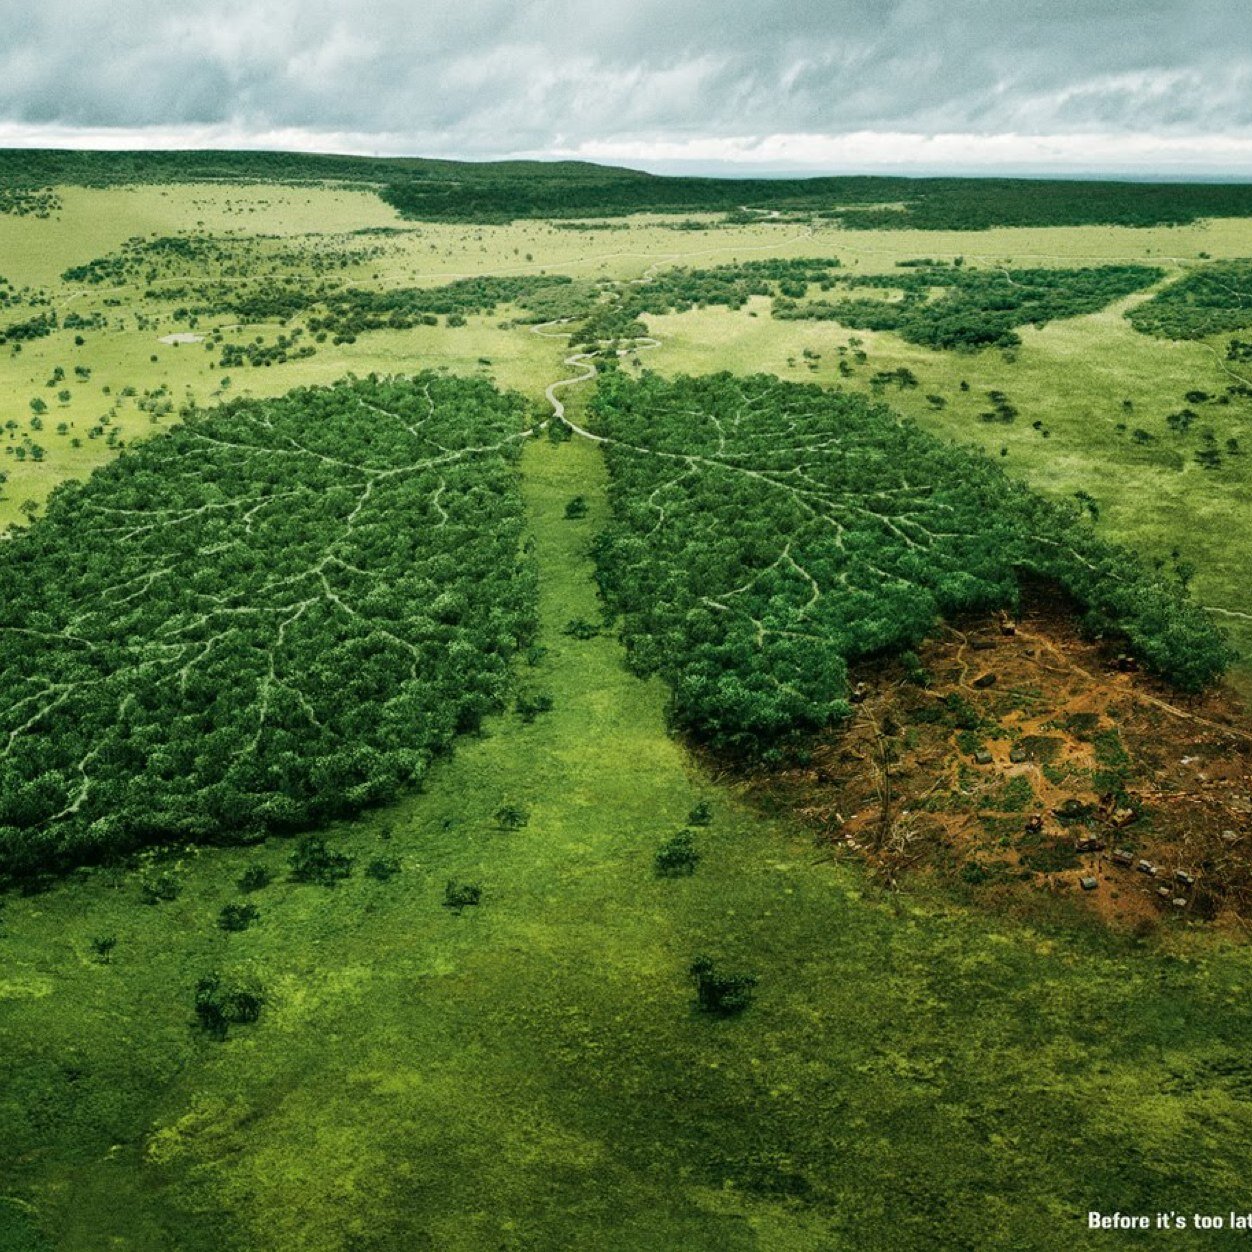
<box><xmin>6</xmin><ymin>431</ymin><xmax>1252</xmax><ymax>1251</ymax></box>
<box><xmin>4</xmin><ymin>179</ymin><xmax>1252</xmax><ymax>1250</ymax></box>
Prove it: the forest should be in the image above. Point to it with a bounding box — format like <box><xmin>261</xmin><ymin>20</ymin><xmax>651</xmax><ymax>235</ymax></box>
<box><xmin>773</xmin><ymin>264</ymin><xmax>1163</xmax><ymax>349</ymax></box>
<box><xmin>61</xmin><ymin>233</ymin><xmax>391</xmax><ymax>287</ymax></box>
<box><xmin>613</xmin><ymin>258</ymin><xmax>1161</xmax><ymax>350</ymax></box>
<box><xmin>1125</xmin><ymin>259</ymin><xmax>1252</xmax><ymax>338</ymax></box>
<box><xmin>0</xmin><ymin>374</ymin><xmax>538</xmax><ymax>880</ymax></box>
<box><xmin>628</xmin><ymin>257</ymin><xmax>844</xmax><ymax>314</ymax></box>
<box><xmin>590</xmin><ymin>372</ymin><xmax>1231</xmax><ymax>758</ymax></box>
<box><xmin>380</xmin><ymin>171</ymin><xmax>1252</xmax><ymax>229</ymax></box>
<box><xmin>59</xmin><ymin>238</ymin><xmax>582</xmax><ymax>340</ymax></box>
<box><xmin>304</xmin><ymin>275</ymin><xmax>578</xmax><ymax>339</ymax></box>
<box><xmin>3</xmin><ymin>148</ymin><xmax>1252</xmax><ymax>229</ymax></box>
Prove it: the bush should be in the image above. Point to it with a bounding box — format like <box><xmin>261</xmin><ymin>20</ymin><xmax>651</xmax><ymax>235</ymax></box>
<box><xmin>515</xmin><ymin>693</ymin><xmax>553</xmax><ymax>723</ymax></box>
<box><xmin>193</xmin><ymin>972</ymin><xmax>264</xmax><ymax>1041</ymax></box>
<box><xmin>495</xmin><ymin>804</ymin><xmax>529</xmax><ymax>830</ymax></box>
<box><xmin>365</xmin><ymin>857</ymin><xmax>401</xmax><ymax>882</ymax></box>
<box><xmin>655</xmin><ymin>830</ymin><xmax>700</xmax><ymax>877</ymax></box>
<box><xmin>687</xmin><ymin>800</ymin><xmax>713</xmax><ymax>826</ymax></box>
<box><xmin>288</xmin><ymin>836</ymin><xmax>353</xmax><ymax>886</ymax></box>
<box><xmin>443</xmin><ymin>880</ymin><xmax>482</xmax><ymax>913</ymax></box>
<box><xmin>237</xmin><ymin>865</ymin><xmax>272</xmax><ymax>893</ymax></box>
<box><xmin>564</xmin><ymin>495</ymin><xmax>589</xmax><ymax>519</ymax></box>
<box><xmin>218</xmin><ymin>903</ymin><xmax>259</xmax><ymax>932</ymax></box>
<box><xmin>139</xmin><ymin>870</ymin><xmax>180</xmax><ymax>905</ymax></box>
<box><xmin>563</xmin><ymin>617</ymin><xmax>600</xmax><ymax>639</ymax></box>
<box><xmin>690</xmin><ymin>956</ymin><xmax>758</xmax><ymax>1016</ymax></box>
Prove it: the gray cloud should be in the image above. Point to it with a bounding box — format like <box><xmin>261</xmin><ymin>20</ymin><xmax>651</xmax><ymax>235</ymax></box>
<box><xmin>0</xmin><ymin>0</ymin><xmax>1249</xmax><ymax>171</ymax></box>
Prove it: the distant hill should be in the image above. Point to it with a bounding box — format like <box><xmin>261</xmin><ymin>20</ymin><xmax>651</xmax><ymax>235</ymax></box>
<box><xmin>2</xmin><ymin>147</ymin><xmax>1252</xmax><ymax>229</ymax></box>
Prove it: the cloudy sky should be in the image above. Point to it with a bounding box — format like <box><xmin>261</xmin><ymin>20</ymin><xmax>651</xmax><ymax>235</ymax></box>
<box><xmin>0</xmin><ymin>0</ymin><xmax>1249</xmax><ymax>175</ymax></box>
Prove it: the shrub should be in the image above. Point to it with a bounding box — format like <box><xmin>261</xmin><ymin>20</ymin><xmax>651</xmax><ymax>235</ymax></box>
<box><xmin>687</xmin><ymin>800</ymin><xmax>713</xmax><ymax>826</ymax></box>
<box><xmin>365</xmin><ymin>857</ymin><xmax>401</xmax><ymax>882</ymax></box>
<box><xmin>288</xmin><ymin>835</ymin><xmax>353</xmax><ymax>886</ymax></box>
<box><xmin>443</xmin><ymin>880</ymin><xmax>482</xmax><ymax>912</ymax></box>
<box><xmin>563</xmin><ymin>617</ymin><xmax>600</xmax><ymax>639</ymax></box>
<box><xmin>516</xmin><ymin>693</ymin><xmax>553</xmax><ymax>723</ymax></box>
<box><xmin>218</xmin><ymin>903</ymin><xmax>259</xmax><ymax>932</ymax></box>
<box><xmin>690</xmin><ymin>956</ymin><xmax>758</xmax><ymax>1016</ymax></box>
<box><xmin>193</xmin><ymin>972</ymin><xmax>264</xmax><ymax>1041</ymax></box>
<box><xmin>139</xmin><ymin>870</ymin><xmax>180</xmax><ymax>905</ymax></box>
<box><xmin>237</xmin><ymin>865</ymin><xmax>272</xmax><ymax>893</ymax></box>
<box><xmin>495</xmin><ymin>804</ymin><xmax>529</xmax><ymax>830</ymax></box>
<box><xmin>655</xmin><ymin>830</ymin><xmax>700</xmax><ymax>877</ymax></box>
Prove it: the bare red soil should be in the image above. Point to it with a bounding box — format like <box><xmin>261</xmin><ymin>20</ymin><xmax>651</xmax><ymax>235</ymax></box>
<box><xmin>753</xmin><ymin>594</ymin><xmax>1252</xmax><ymax>932</ymax></box>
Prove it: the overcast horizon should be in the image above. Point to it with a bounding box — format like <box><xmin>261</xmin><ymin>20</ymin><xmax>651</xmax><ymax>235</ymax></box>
<box><xmin>1</xmin><ymin>0</ymin><xmax>1250</xmax><ymax>179</ymax></box>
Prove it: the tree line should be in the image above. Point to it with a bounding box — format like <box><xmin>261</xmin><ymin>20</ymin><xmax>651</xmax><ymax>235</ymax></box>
<box><xmin>3</xmin><ymin>149</ymin><xmax>1250</xmax><ymax>227</ymax></box>
<box><xmin>589</xmin><ymin>258</ymin><xmax>1161</xmax><ymax>352</ymax></box>
<box><xmin>773</xmin><ymin>264</ymin><xmax>1162</xmax><ymax>350</ymax></box>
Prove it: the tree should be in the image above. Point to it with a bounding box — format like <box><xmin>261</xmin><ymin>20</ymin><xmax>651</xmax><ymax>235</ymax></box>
<box><xmin>289</xmin><ymin>836</ymin><xmax>353</xmax><ymax>886</ymax></box>
<box><xmin>237</xmin><ymin>865</ymin><xmax>272</xmax><ymax>892</ymax></box>
<box><xmin>690</xmin><ymin>956</ymin><xmax>758</xmax><ymax>1015</ymax></box>
<box><xmin>193</xmin><ymin>972</ymin><xmax>264</xmax><ymax>1041</ymax></box>
<box><xmin>218</xmin><ymin>903</ymin><xmax>259</xmax><ymax>932</ymax></box>
<box><xmin>495</xmin><ymin>804</ymin><xmax>529</xmax><ymax>830</ymax></box>
<box><xmin>655</xmin><ymin>830</ymin><xmax>700</xmax><ymax>877</ymax></box>
<box><xmin>443</xmin><ymin>880</ymin><xmax>482</xmax><ymax>912</ymax></box>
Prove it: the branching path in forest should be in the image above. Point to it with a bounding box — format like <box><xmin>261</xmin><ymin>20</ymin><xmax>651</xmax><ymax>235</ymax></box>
<box><xmin>0</xmin><ymin>373</ymin><xmax>539</xmax><ymax>872</ymax></box>
<box><xmin>579</xmin><ymin>371</ymin><xmax>1231</xmax><ymax>753</ymax></box>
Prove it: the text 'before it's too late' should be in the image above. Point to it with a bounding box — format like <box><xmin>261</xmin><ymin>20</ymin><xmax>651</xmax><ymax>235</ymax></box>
<box><xmin>1090</xmin><ymin>1212</ymin><xmax>1252</xmax><ymax>1231</ymax></box>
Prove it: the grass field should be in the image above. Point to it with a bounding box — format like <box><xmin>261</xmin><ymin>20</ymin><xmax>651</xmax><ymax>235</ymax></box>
<box><xmin>4</xmin><ymin>181</ymin><xmax>1252</xmax><ymax>1250</ymax></box>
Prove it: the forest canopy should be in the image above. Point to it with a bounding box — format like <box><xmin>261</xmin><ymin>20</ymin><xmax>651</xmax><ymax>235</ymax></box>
<box><xmin>772</xmin><ymin>264</ymin><xmax>1163</xmax><ymax>350</ymax></box>
<box><xmin>2</xmin><ymin>149</ymin><xmax>1251</xmax><ymax>229</ymax></box>
<box><xmin>590</xmin><ymin>372</ymin><xmax>1231</xmax><ymax>758</ymax></box>
<box><xmin>1125</xmin><ymin>259</ymin><xmax>1252</xmax><ymax>339</ymax></box>
<box><xmin>591</xmin><ymin>258</ymin><xmax>1161</xmax><ymax>351</ymax></box>
<box><xmin>0</xmin><ymin>374</ymin><xmax>538</xmax><ymax>880</ymax></box>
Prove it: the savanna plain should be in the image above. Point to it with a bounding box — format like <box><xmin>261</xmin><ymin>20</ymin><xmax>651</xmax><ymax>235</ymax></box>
<box><xmin>3</xmin><ymin>164</ymin><xmax>1252</xmax><ymax>1250</ymax></box>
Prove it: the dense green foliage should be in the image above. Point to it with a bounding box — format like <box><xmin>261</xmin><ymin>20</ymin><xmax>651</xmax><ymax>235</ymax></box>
<box><xmin>654</xmin><ymin>828</ymin><xmax>700</xmax><ymax>876</ymax></box>
<box><xmin>602</xmin><ymin>258</ymin><xmax>1159</xmax><ymax>351</ymax></box>
<box><xmin>0</xmin><ymin>311</ymin><xmax>55</xmax><ymax>346</ymax></box>
<box><xmin>384</xmin><ymin>169</ymin><xmax>1252</xmax><ymax>229</ymax></box>
<box><xmin>62</xmin><ymin>233</ymin><xmax>388</xmax><ymax>287</ymax></box>
<box><xmin>1125</xmin><ymin>259</ymin><xmax>1252</xmax><ymax>338</ymax></box>
<box><xmin>305</xmin><ymin>275</ymin><xmax>575</xmax><ymax>339</ymax></box>
<box><xmin>0</xmin><ymin>187</ymin><xmax>61</xmax><ymax>217</ymax></box>
<box><xmin>4</xmin><ymin>148</ymin><xmax>1251</xmax><ymax>229</ymax></box>
<box><xmin>591</xmin><ymin>372</ymin><xmax>1231</xmax><ymax>756</ymax></box>
<box><xmin>0</xmin><ymin>375</ymin><xmax>538</xmax><ymax>878</ymax></box>
<box><xmin>193</xmin><ymin>972</ymin><xmax>264</xmax><ymax>1041</ymax></box>
<box><xmin>689</xmin><ymin>955</ymin><xmax>757</xmax><ymax>1015</ymax></box>
<box><xmin>217</xmin><ymin>332</ymin><xmax>317</xmax><ymax>369</ymax></box>
<box><xmin>629</xmin><ymin>257</ymin><xmax>843</xmax><ymax>313</ymax></box>
<box><xmin>828</xmin><ymin>179</ymin><xmax>1252</xmax><ymax>230</ymax></box>
<box><xmin>62</xmin><ymin>237</ymin><xmax>579</xmax><ymax>340</ymax></box>
<box><xmin>772</xmin><ymin>264</ymin><xmax>1162</xmax><ymax>349</ymax></box>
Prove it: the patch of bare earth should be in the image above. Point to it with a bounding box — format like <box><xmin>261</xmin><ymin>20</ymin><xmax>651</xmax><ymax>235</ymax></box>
<box><xmin>753</xmin><ymin>591</ymin><xmax>1252</xmax><ymax>934</ymax></box>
